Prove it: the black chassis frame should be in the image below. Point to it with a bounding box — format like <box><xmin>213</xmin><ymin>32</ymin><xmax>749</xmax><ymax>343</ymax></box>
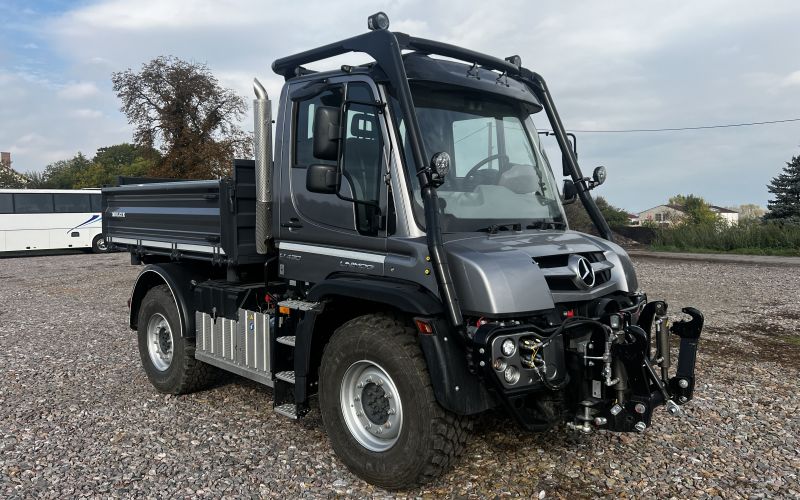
<box><xmin>272</xmin><ymin>28</ymin><xmax>613</xmax><ymax>334</ymax></box>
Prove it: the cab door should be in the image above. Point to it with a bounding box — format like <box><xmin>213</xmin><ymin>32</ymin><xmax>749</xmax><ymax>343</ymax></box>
<box><xmin>279</xmin><ymin>77</ymin><xmax>390</xmax><ymax>282</ymax></box>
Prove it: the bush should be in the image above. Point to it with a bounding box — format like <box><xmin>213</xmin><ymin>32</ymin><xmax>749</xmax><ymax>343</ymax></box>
<box><xmin>652</xmin><ymin>220</ymin><xmax>800</xmax><ymax>256</ymax></box>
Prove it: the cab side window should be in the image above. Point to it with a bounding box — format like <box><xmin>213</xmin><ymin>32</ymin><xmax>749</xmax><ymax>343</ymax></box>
<box><xmin>342</xmin><ymin>82</ymin><xmax>384</xmax><ymax>235</ymax></box>
<box><xmin>294</xmin><ymin>88</ymin><xmax>343</xmax><ymax>167</ymax></box>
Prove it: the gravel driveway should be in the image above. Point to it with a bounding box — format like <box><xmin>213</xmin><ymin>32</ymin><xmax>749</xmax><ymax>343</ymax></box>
<box><xmin>1</xmin><ymin>252</ymin><xmax>798</xmax><ymax>498</ymax></box>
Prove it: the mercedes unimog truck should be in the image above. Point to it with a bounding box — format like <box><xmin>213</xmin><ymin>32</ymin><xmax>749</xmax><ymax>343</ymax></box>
<box><xmin>103</xmin><ymin>13</ymin><xmax>704</xmax><ymax>489</ymax></box>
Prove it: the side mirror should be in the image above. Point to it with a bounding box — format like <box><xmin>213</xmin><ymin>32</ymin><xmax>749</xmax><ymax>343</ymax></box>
<box><xmin>562</xmin><ymin>179</ymin><xmax>578</xmax><ymax>205</ymax></box>
<box><xmin>563</xmin><ymin>132</ymin><xmax>578</xmax><ymax>176</ymax></box>
<box><xmin>306</xmin><ymin>164</ymin><xmax>338</xmax><ymax>194</ymax></box>
<box><xmin>591</xmin><ymin>166</ymin><xmax>607</xmax><ymax>187</ymax></box>
<box><xmin>312</xmin><ymin>106</ymin><xmax>341</xmax><ymax>161</ymax></box>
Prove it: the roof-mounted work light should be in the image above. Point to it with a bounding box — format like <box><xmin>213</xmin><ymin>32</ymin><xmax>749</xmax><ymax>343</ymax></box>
<box><xmin>505</xmin><ymin>55</ymin><xmax>522</xmax><ymax>68</ymax></box>
<box><xmin>367</xmin><ymin>12</ymin><xmax>390</xmax><ymax>30</ymax></box>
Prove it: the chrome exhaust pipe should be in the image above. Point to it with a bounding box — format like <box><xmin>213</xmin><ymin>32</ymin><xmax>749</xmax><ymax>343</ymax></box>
<box><xmin>253</xmin><ymin>78</ymin><xmax>272</xmax><ymax>254</ymax></box>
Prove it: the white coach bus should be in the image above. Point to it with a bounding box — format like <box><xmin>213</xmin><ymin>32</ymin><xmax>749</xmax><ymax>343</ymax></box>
<box><xmin>0</xmin><ymin>189</ymin><xmax>109</xmax><ymax>253</ymax></box>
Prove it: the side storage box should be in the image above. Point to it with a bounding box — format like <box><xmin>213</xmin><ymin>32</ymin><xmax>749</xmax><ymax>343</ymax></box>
<box><xmin>194</xmin><ymin>309</ymin><xmax>273</xmax><ymax>386</ymax></box>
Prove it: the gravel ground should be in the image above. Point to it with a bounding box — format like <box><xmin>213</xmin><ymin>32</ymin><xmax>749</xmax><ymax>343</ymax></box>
<box><xmin>1</xmin><ymin>252</ymin><xmax>798</xmax><ymax>498</ymax></box>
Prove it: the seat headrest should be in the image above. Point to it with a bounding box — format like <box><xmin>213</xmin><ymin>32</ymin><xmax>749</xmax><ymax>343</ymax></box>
<box><xmin>350</xmin><ymin>113</ymin><xmax>378</xmax><ymax>139</ymax></box>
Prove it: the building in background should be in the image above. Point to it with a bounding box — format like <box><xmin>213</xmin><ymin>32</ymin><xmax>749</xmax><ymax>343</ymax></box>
<box><xmin>635</xmin><ymin>204</ymin><xmax>687</xmax><ymax>225</ymax></box>
<box><xmin>634</xmin><ymin>203</ymin><xmax>739</xmax><ymax>226</ymax></box>
<box><xmin>709</xmin><ymin>205</ymin><xmax>739</xmax><ymax>225</ymax></box>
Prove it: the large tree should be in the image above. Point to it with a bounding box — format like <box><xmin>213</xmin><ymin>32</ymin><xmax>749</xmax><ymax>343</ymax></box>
<box><xmin>41</xmin><ymin>153</ymin><xmax>93</xmax><ymax>189</ymax></box>
<box><xmin>668</xmin><ymin>194</ymin><xmax>718</xmax><ymax>225</ymax></box>
<box><xmin>563</xmin><ymin>196</ymin><xmax>629</xmax><ymax>232</ymax></box>
<box><xmin>729</xmin><ymin>203</ymin><xmax>765</xmax><ymax>222</ymax></box>
<box><xmin>112</xmin><ymin>56</ymin><xmax>251</xmax><ymax>179</ymax></box>
<box><xmin>74</xmin><ymin>143</ymin><xmax>160</xmax><ymax>188</ymax></box>
<box><xmin>765</xmin><ymin>155</ymin><xmax>800</xmax><ymax>223</ymax></box>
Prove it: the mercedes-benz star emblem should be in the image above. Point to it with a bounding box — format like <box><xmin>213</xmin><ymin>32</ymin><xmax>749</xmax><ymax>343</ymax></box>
<box><xmin>567</xmin><ymin>255</ymin><xmax>596</xmax><ymax>289</ymax></box>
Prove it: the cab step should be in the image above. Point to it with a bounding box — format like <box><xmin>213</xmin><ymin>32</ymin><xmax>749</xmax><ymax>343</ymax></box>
<box><xmin>274</xmin><ymin>403</ymin><xmax>298</xmax><ymax>420</ymax></box>
<box><xmin>276</xmin><ymin>336</ymin><xmax>295</xmax><ymax>347</ymax></box>
<box><xmin>275</xmin><ymin>370</ymin><xmax>296</xmax><ymax>384</ymax></box>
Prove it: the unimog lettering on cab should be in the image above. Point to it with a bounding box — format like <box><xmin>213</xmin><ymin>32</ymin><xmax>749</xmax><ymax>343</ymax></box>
<box><xmin>103</xmin><ymin>13</ymin><xmax>704</xmax><ymax>489</ymax></box>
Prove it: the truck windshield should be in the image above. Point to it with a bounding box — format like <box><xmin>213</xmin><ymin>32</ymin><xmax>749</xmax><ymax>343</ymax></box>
<box><xmin>396</xmin><ymin>85</ymin><xmax>565</xmax><ymax>232</ymax></box>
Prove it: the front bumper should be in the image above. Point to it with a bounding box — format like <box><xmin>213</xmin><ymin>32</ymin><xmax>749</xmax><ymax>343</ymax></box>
<box><xmin>470</xmin><ymin>298</ymin><xmax>704</xmax><ymax>433</ymax></box>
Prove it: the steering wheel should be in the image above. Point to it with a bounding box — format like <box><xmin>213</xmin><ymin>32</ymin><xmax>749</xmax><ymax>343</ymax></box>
<box><xmin>464</xmin><ymin>154</ymin><xmax>508</xmax><ymax>179</ymax></box>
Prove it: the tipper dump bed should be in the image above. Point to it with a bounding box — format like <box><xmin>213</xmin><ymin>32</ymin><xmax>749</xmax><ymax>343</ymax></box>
<box><xmin>102</xmin><ymin>159</ymin><xmax>264</xmax><ymax>267</ymax></box>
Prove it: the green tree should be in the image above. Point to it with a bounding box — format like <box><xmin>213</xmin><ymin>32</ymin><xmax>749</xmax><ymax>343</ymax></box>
<box><xmin>765</xmin><ymin>155</ymin><xmax>800</xmax><ymax>223</ymax></box>
<box><xmin>595</xmin><ymin>196</ymin><xmax>630</xmax><ymax>228</ymax></box>
<box><xmin>112</xmin><ymin>56</ymin><xmax>252</xmax><ymax>179</ymax></box>
<box><xmin>21</xmin><ymin>170</ymin><xmax>48</xmax><ymax>188</ymax></box>
<box><xmin>41</xmin><ymin>153</ymin><xmax>92</xmax><ymax>189</ymax></box>
<box><xmin>730</xmin><ymin>204</ymin><xmax>765</xmax><ymax>223</ymax></box>
<box><xmin>563</xmin><ymin>196</ymin><xmax>630</xmax><ymax>232</ymax></box>
<box><xmin>74</xmin><ymin>143</ymin><xmax>160</xmax><ymax>188</ymax></box>
<box><xmin>668</xmin><ymin>194</ymin><xmax>718</xmax><ymax>225</ymax></box>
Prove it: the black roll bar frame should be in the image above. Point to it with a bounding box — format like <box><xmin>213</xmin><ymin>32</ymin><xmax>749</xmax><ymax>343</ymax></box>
<box><xmin>272</xmin><ymin>28</ymin><xmax>614</xmax><ymax>330</ymax></box>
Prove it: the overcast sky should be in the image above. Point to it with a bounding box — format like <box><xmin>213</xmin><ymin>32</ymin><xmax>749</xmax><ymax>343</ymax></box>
<box><xmin>2</xmin><ymin>0</ymin><xmax>800</xmax><ymax>212</ymax></box>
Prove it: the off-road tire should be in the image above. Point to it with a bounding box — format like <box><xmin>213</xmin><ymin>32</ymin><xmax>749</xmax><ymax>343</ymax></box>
<box><xmin>137</xmin><ymin>285</ymin><xmax>215</xmax><ymax>394</ymax></box>
<box><xmin>319</xmin><ymin>313</ymin><xmax>471</xmax><ymax>489</ymax></box>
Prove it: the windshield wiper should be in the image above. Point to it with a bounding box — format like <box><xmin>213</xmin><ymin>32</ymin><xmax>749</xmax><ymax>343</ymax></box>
<box><xmin>482</xmin><ymin>223</ymin><xmax>523</xmax><ymax>234</ymax></box>
<box><xmin>528</xmin><ymin>219</ymin><xmax>567</xmax><ymax>230</ymax></box>
<box><xmin>480</xmin><ymin>220</ymin><xmax>565</xmax><ymax>234</ymax></box>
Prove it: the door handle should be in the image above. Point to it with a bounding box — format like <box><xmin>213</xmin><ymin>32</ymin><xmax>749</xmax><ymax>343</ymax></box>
<box><xmin>280</xmin><ymin>220</ymin><xmax>303</xmax><ymax>229</ymax></box>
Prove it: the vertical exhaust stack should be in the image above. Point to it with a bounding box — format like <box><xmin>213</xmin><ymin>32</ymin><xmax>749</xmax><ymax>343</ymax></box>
<box><xmin>253</xmin><ymin>78</ymin><xmax>273</xmax><ymax>254</ymax></box>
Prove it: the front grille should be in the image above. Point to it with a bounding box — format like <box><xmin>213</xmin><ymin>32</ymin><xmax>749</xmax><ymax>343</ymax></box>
<box><xmin>533</xmin><ymin>252</ymin><xmax>613</xmax><ymax>291</ymax></box>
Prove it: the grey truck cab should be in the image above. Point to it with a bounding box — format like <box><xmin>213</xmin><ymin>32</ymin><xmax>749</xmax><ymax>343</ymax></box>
<box><xmin>104</xmin><ymin>13</ymin><xmax>704</xmax><ymax>489</ymax></box>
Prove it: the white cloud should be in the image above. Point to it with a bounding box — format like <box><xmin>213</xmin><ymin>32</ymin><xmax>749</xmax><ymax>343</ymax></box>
<box><xmin>781</xmin><ymin>70</ymin><xmax>800</xmax><ymax>87</ymax></box>
<box><xmin>58</xmin><ymin>82</ymin><xmax>100</xmax><ymax>100</ymax></box>
<box><xmin>70</xmin><ymin>108</ymin><xmax>103</xmax><ymax>119</ymax></box>
<box><xmin>2</xmin><ymin>0</ymin><xmax>798</xmax><ymax>210</ymax></box>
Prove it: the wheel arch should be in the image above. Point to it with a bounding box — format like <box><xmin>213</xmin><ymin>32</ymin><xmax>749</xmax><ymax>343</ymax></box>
<box><xmin>129</xmin><ymin>263</ymin><xmax>202</xmax><ymax>337</ymax></box>
<box><xmin>298</xmin><ymin>275</ymin><xmax>494</xmax><ymax>415</ymax></box>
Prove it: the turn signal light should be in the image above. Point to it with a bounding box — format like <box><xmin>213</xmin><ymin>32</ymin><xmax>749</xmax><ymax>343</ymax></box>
<box><xmin>279</xmin><ymin>306</ymin><xmax>290</xmax><ymax>315</ymax></box>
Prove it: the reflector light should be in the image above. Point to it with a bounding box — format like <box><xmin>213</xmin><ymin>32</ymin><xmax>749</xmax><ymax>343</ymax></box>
<box><xmin>415</xmin><ymin>319</ymin><xmax>434</xmax><ymax>334</ymax></box>
<box><xmin>279</xmin><ymin>306</ymin><xmax>290</xmax><ymax>315</ymax></box>
<box><xmin>565</xmin><ymin>309</ymin><xmax>575</xmax><ymax>318</ymax></box>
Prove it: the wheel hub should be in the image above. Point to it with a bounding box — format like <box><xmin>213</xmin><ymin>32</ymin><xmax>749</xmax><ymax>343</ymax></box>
<box><xmin>146</xmin><ymin>313</ymin><xmax>173</xmax><ymax>372</ymax></box>
<box><xmin>361</xmin><ymin>382</ymin><xmax>390</xmax><ymax>425</ymax></box>
<box><xmin>157</xmin><ymin>327</ymin><xmax>172</xmax><ymax>354</ymax></box>
<box><xmin>340</xmin><ymin>360</ymin><xmax>403</xmax><ymax>452</ymax></box>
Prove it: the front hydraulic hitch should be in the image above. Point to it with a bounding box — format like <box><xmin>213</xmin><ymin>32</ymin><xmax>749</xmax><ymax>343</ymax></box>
<box><xmin>668</xmin><ymin>307</ymin><xmax>704</xmax><ymax>404</ymax></box>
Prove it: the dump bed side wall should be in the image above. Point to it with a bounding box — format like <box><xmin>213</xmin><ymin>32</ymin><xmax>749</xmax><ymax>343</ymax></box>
<box><xmin>102</xmin><ymin>159</ymin><xmax>263</xmax><ymax>265</ymax></box>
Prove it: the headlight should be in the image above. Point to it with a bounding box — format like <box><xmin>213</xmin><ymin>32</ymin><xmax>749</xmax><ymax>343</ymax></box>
<box><xmin>503</xmin><ymin>365</ymin><xmax>520</xmax><ymax>384</ymax></box>
<box><xmin>501</xmin><ymin>339</ymin><xmax>516</xmax><ymax>357</ymax></box>
<box><xmin>492</xmin><ymin>358</ymin><xmax>507</xmax><ymax>372</ymax></box>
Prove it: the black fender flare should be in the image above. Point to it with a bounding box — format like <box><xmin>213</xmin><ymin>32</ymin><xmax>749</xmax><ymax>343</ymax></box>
<box><xmin>128</xmin><ymin>263</ymin><xmax>201</xmax><ymax>337</ymax></box>
<box><xmin>305</xmin><ymin>275</ymin><xmax>495</xmax><ymax>415</ymax></box>
<box><xmin>307</xmin><ymin>274</ymin><xmax>445</xmax><ymax>315</ymax></box>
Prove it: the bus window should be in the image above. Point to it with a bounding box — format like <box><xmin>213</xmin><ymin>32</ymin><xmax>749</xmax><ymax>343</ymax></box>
<box><xmin>14</xmin><ymin>193</ymin><xmax>54</xmax><ymax>213</ymax></box>
<box><xmin>54</xmin><ymin>193</ymin><xmax>91</xmax><ymax>213</ymax></box>
<box><xmin>0</xmin><ymin>194</ymin><xmax>12</xmax><ymax>213</ymax></box>
<box><xmin>90</xmin><ymin>194</ymin><xmax>102</xmax><ymax>213</ymax></box>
